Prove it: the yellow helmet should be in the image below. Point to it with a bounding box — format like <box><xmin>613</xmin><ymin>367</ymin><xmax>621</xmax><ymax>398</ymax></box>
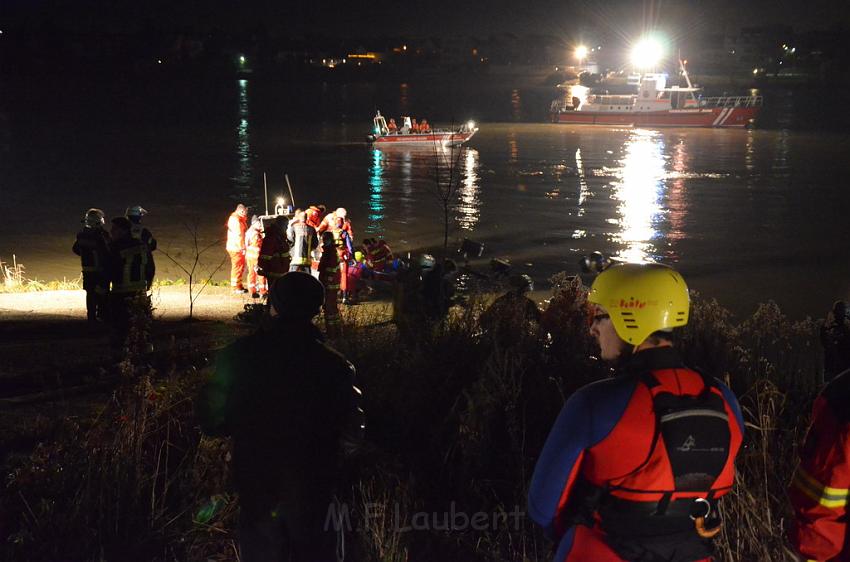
<box><xmin>587</xmin><ymin>262</ymin><xmax>689</xmax><ymax>344</ymax></box>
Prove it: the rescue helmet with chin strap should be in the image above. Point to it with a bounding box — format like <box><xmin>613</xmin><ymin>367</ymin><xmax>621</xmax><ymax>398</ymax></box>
<box><xmin>587</xmin><ymin>262</ymin><xmax>689</xmax><ymax>345</ymax></box>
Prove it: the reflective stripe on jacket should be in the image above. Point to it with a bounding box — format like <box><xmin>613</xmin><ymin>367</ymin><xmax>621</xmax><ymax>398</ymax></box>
<box><xmin>110</xmin><ymin>238</ymin><xmax>150</xmax><ymax>294</ymax></box>
<box><xmin>286</xmin><ymin>220</ymin><xmax>318</xmax><ymax>267</ymax></box>
<box><xmin>789</xmin><ymin>370</ymin><xmax>850</xmax><ymax>562</ymax></box>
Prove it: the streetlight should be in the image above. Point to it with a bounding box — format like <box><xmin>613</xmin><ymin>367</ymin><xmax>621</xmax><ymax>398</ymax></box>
<box><xmin>575</xmin><ymin>45</ymin><xmax>588</xmax><ymax>71</ymax></box>
<box><xmin>631</xmin><ymin>37</ymin><xmax>663</xmax><ymax>70</ymax></box>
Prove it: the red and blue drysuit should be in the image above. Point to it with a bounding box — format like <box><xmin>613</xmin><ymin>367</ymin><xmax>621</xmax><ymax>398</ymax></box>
<box><xmin>528</xmin><ymin>347</ymin><xmax>745</xmax><ymax>562</ymax></box>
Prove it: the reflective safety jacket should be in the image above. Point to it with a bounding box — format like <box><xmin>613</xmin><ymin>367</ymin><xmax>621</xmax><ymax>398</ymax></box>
<box><xmin>226</xmin><ymin>212</ymin><xmax>247</xmax><ymax>253</ymax></box>
<box><xmin>245</xmin><ymin>225</ymin><xmax>263</xmax><ymax>262</ymax></box>
<box><xmin>257</xmin><ymin>224</ymin><xmax>290</xmax><ymax>278</ymax></box>
<box><xmin>528</xmin><ymin>347</ymin><xmax>745</xmax><ymax>562</ymax></box>
<box><xmin>73</xmin><ymin>227</ymin><xmax>111</xmax><ymax>277</ymax></box>
<box><xmin>109</xmin><ymin>236</ymin><xmax>154</xmax><ymax>294</ymax></box>
<box><xmin>286</xmin><ymin>220</ymin><xmax>318</xmax><ymax>267</ymax></box>
<box><xmin>789</xmin><ymin>369</ymin><xmax>850</xmax><ymax>562</ymax></box>
<box><xmin>366</xmin><ymin>239</ymin><xmax>393</xmax><ymax>271</ymax></box>
<box><xmin>318</xmin><ymin>250</ymin><xmax>341</xmax><ymax>291</ymax></box>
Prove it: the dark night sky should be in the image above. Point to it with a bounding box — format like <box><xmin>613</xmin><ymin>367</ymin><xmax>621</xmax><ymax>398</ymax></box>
<box><xmin>6</xmin><ymin>0</ymin><xmax>850</xmax><ymax>37</ymax></box>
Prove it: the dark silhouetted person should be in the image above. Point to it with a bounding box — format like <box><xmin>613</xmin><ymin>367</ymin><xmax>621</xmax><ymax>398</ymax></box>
<box><xmin>73</xmin><ymin>208</ymin><xmax>111</xmax><ymax>323</ymax></box>
<box><xmin>317</xmin><ymin>232</ymin><xmax>342</xmax><ymax>337</ymax></box>
<box><xmin>821</xmin><ymin>300</ymin><xmax>850</xmax><ymax>381</ymax></box>
<box><xmin>107</xmin><ymin>216</ymin><xmax>153</xmax><ymax>346</ymax></box>
<box><xmin>125</xmin><ymin>205</ymin><xmax>156</xmax><ymax>288</ymax></box>
<box><xmin>421</xmin><ymin>257</ymin><xmax>456</xmax><ymax>320</ymax></box>
<box><xmin>480</xmin><ymin>274</ymin><xmax>541</xmax><ymax>345</ymax></box>
<box><xmin>199</xmin><ymin>272</ymin><xmax>361</xmax><ymax>562</ymax></box>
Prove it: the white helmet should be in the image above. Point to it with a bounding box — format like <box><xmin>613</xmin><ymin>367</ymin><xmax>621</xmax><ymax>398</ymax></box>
<box><xmin>335</xmin><ymin>207</ymin><xmax>347</xmax><ymax>219</ymax></box>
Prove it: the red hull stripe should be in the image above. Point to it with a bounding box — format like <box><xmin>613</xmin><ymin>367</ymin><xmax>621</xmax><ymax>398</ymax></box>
<box><xmin>552</xmin><ymin>108</ymin><xmax>759</xmax><ymax>128</ymax></box>
<box><xmin>373</xmin><ymin>133</ymin><xmax>473</xmax><ymax>144</ymax></box>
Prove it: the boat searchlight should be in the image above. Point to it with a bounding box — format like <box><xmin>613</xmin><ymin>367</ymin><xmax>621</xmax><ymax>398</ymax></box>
<box><xmin>467</xmin><ymin>121</ymin><xmax>476</xmax><ymax>131</ymax></box>
<box><xmin>631</xmin><ymin>38</ymin><xmax>663</xmax><ymax>69</ymax></box>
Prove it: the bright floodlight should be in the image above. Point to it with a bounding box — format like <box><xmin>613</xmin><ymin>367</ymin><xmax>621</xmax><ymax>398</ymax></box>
<box><xmin>631</xmin><ymin>38</ymin><xmax>663</xmax><ymax>69</ymax></box>
<box><xmin>467</xmin><ymin>120</ymin><xmax>476</xmax><ymax>130</ymax></box>
<box><xmin>575</xmin><ymin>45</ymin><xmax>588</xmax><ymax>60</ymax></box>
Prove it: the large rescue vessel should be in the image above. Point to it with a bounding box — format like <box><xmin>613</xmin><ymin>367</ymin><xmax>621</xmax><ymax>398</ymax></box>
<box><xmin>367</xmin><ymin>112</ymin><xmax>478</xmax><ymax>147</ymax></box>
<box><xmin>550</xmin><ymin>62</ymin><xmax>762</xmax><ymax>128</ymax></box>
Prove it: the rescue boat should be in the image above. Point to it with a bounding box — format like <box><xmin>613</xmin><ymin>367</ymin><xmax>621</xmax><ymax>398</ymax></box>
<box><xmin>367</xmin><ymin>112</ymin><xmax>478</xmax><ymax>147</ymax></box>
<box><xmin>550</xmin><ymin>61</ymin><xmax>762</xmax><ymax>128</ymax></box>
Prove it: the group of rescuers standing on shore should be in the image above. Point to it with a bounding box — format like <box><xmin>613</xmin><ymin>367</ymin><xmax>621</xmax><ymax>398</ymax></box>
<box><xmin>225</xmin><ymin>202</ymin><xmax>395</xmax><ymax>336</ymax></box>
<box><xmin>74</xmin><ymin>205</ymin><xmax>850</xmax><ymax>562</ymax></box>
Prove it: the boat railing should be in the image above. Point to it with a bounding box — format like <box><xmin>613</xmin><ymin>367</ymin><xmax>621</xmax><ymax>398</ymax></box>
<box><xmin>699</xmin><ymin>95</ymin><xmax>763</xmax><ymax>108</ymax></box>
<box><xmin>550</xmin><ymin>99</ymin><xmax>569</xmax><ymax>112</ymax></box>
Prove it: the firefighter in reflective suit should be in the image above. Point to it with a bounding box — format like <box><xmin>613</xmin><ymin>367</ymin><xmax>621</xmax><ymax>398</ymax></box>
<box><xmin>788</xmin><ymin>369</ymin><xmax>850</xmax><ymax>561</ymax></box>
<box><xmin>73</xmin><ymin>208</ymin><xmax>111</xmax><ymax>323</ymax></box>
<box><xmin>528</xmin><ymin>263</ymin><xmax>745</xmax><ymax>562</ymax></box>
<box><xmin>107</xmin><ymin>216</ymin><xmax>154</xmax><ymax>346</ymax></box>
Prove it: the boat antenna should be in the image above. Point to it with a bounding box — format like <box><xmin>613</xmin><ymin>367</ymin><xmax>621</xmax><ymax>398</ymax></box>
<box><xmin>285</xmin><ymin>173</ymin><xmax>296</xmax><ymax>208</ymax></box>
<box><xmin>679</xmin><ymin>53</ymin><xmax>694</xmax><ymax>89</ymax></box>
<box><xmin>263</xmin><ymin>172</ymin><xmax>269</xmax><ymax>215</ymax></box>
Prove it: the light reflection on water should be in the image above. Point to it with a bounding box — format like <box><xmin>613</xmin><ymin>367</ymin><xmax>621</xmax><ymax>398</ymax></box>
<box><xmin>367</xmin><ymin>144</ymin><xmax>481</xmax><ymax>235</ymax></box>
<box><xmin>232</xmin><ymin>79</ymin><xmax>254</xmax><ymax>196</ymax></box>
<box><xmin>456</xmin><ymin>148</ymin><xmax>480</xmax><ymax>231</ymax></box>
<box><xmin>611</xmin><ymin>129</ymin><xmax>665</xmax><ymax>263</ymax></box>
<box><xmin>367</xmin><ymin>149</ymin><xmax>385</xmax><ymax>233</ymax></box>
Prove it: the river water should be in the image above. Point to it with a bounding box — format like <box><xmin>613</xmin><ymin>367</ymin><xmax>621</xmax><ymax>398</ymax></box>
<box><xmin>1</xmin><ymin>76</ymin><xmax>849</xmax><ymax>318</ymax></box>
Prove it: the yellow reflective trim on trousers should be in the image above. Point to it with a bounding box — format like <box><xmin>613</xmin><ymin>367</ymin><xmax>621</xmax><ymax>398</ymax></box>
<box><xmin>792</xmin><ymin>467</ymin><xmax>849</xmax><ymax>508</ymax></box>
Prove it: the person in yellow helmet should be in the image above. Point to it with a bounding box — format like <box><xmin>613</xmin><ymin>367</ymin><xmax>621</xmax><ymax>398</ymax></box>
<box><xmin>528</xmin><ymin>262</ymin><xmax>745</xmax><ymax>562</ymax></box>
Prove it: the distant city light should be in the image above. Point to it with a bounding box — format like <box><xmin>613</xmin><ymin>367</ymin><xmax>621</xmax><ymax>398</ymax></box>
<box><xmin>402</xmin><ymin>45</ymin><xmax>407</xmax><ymax>51</ymax></box>
<box><xmin>753</xmin><ymin>68</ymin><xmax>759</xmax><ymax>74</ymax></box>
<box><xmin>631</xmin><ymin>37</ymin><xmax>664</xmax><ymax>69</ymax></box>
<box><xmin>575</xmin><ymin>45</ymin><xmax>588</xmax><ymax>61</ymax></box>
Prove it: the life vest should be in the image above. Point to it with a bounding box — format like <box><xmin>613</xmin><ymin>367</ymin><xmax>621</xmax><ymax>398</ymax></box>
<box><xmin>572</xmin><ymin>366</ymin><xmax>739</xmax><ymax>561</ymax></box>
<box><xmin>257</xmin><ymin>226</ymin><xmax>290</xmax><ymax>278</ymax></box>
